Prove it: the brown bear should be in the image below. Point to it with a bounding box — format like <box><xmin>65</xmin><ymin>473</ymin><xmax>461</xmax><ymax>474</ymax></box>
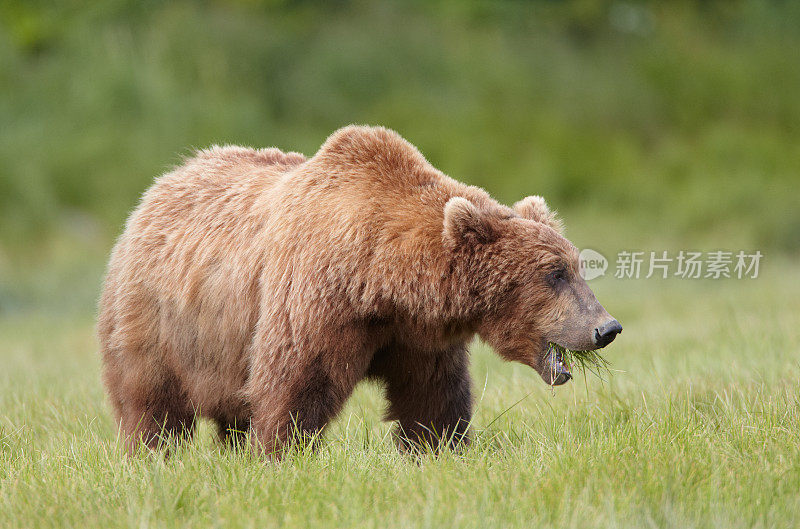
<box><xmin>98</xmin><ymin>125</ymin><xmax>621</xmax><ymax>455</ymax></box>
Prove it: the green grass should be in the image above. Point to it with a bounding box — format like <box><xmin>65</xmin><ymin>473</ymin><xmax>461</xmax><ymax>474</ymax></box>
<box><xmin>1</xmin><ymin>261</ymin><xmax>799</xmax><ymax>528</ymax></box>
<box><xmin>2</xmin><ymin>2</ymin><xmax>798</xmax><ymax>526</ymax></box>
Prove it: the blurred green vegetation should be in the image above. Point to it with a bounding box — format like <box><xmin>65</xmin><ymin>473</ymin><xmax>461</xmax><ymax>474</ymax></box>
<box><xmin>1</xmin><ymin>0</ymin><xmax>798</xmax><ymax>267</ymax></box>
<box><xmin>1</xmin><ymin>5</ymin><xmax>799</xmax><ymax>525</ymax></box>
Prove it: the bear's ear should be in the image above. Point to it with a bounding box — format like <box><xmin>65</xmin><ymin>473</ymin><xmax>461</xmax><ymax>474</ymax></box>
<box><xmin>513</xmin><ymin>195</ymin><xmax>564</xmax><ymax>234</ymax></box>
<box><xmin>443</xmin><ymin>197</ymin><xmax>499</xmax><ymax>245</ymax></box>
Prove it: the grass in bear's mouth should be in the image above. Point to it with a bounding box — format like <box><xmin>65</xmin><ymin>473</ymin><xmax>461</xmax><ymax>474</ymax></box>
<box><xmin>547</xmin><ymin>342</ymin><xmax>612</xmax><ymax>380</ymax></box>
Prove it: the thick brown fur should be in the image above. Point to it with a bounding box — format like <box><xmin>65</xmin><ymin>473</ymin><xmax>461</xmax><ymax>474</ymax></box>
<box><xmin>98</xmin><ymin>126</ymin><xmax>585</xmax><ymax>456</ymax></box>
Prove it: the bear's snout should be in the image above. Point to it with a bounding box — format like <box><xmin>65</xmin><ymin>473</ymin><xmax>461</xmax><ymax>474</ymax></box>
<box><xmin>593</xmin><ymin>319</ymin><xmax>622</xmax><ymax>348</ymax></box>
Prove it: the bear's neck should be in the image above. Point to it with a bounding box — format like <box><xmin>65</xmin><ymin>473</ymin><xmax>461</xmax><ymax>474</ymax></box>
<box><xmin>369</xmin><ymin>227</ymin><xmax>499</xmax><ymax>328</ymax></box>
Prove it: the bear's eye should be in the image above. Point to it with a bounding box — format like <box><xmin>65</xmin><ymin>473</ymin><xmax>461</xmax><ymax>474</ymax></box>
<box><xmin>549</xmin><ymin>268</ymin><xmax>568</xmax><ymax>286</ymax></box>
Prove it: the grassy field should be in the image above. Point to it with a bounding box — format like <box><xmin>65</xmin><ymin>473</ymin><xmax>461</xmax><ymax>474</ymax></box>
<box><xmin>1</xmin><ymin>259</ymin><xmax>798</xmax><ymax>529</ymax></box>
<box><xmin>2</xmin><ymin>1</ymin><xmax>799</xmax><ymax>527</ymax></box>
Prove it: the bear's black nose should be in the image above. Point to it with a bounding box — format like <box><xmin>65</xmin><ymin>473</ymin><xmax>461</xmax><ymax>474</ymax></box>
<box><xmin>594</xmin><ymin>319</ymin><xmax>622</xmax><ymax>348</ymax></box>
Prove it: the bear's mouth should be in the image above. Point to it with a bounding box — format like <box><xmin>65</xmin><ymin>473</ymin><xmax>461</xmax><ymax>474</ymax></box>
<box><xmin>540</xmin><ymin>342</ymin><xmax>612</xmax><ymax>386</ymax></box>
<box><xmin>543</xmin><ymin>343</ymin><xmax>572</xmax><ymax>386</ymax></box>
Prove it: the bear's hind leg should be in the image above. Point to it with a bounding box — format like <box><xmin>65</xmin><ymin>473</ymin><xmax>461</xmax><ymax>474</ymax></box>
<box><xmin>116</xmin><ymin>372</ymin><xmax>197</xmax><ymax>455</ymax></box>
<box><xmin>376</xmin><ymin>344</ymin><xmax>473</xmax><ymax>453</ymax></box>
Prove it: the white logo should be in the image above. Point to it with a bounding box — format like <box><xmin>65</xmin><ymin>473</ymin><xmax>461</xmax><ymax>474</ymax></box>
<box><xmin>579</xmin><ymin>249</ymin><xmax>608</xmax><ymax>280</ymax></box>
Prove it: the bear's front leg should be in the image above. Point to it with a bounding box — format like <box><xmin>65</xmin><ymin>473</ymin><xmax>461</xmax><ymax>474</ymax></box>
<box><xmin>379</xmin><ymin>344</ymin><xmax>473</xmax><ymax>452</ymax></box>
<box><xmin>248</xmin><ymin>355</ymin><xmax>353</xmax><ymax>457</ymax></box>
<box><xmin>247</xmin><ymin>316</ymin><xmax>377</xmax><ymax>458</ymax></box>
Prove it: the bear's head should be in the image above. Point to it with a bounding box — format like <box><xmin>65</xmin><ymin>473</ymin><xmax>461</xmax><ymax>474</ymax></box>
<box><xmin>443</xmin><ymin>195</ymin><xmax>621</xmax><ymax>386</ymax></box>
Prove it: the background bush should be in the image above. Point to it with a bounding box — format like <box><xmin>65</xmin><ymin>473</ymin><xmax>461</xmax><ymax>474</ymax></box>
<box><xmin>1</xmin><ymin>0</ymin><xmax>798</xmax><ymax>260</ymax></box>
